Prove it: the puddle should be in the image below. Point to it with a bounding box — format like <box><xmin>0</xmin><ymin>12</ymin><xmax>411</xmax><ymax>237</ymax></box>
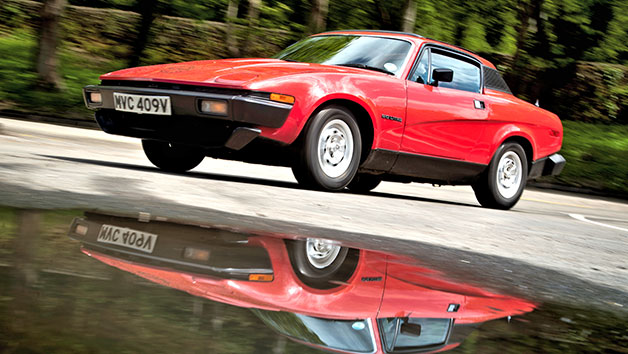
<box><xmin>0</xmin><ymin>208</ymin><xmax>626</xmax><ymax>353</ymax></box>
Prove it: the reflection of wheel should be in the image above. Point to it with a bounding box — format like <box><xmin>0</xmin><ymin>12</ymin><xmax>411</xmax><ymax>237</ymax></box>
<box><xmin>287</xmin><ymin>239</ymin><xmax>359</xmax><ymax>289</ymax></box>
<box><xmin>347</xmin><ymin>174</ymin><xmax>382</xmax><ymax>193</ymax></box>
<box><xmin>142</xmin><ymin>139</ymin><xmax>205</xmax><ymax>172</ymax></box>
<box><xmin>293</xmin><ymin>106</ymin><xmax>361</xmax><ymax>191</ymax></box>
<box><xmin>472</xmin><ymin>143</ymin><xmax>528</xmax><ymax>210</ymax></box>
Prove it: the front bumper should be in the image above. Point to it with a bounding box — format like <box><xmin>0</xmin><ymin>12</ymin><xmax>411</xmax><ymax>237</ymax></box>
<box><xmin>83</xmin><ymin>83</ymin><xmax>293</xmax><ymax>148</ymax></box>
<box><xmin>529</xmin><ymin>153</ymin><xmax>566</xmax><ymax>179</ymax></box>
<box><xmin>68</xmin><ymin>216</ymin><xmax>273</xmax><ymax>280</ymax></box>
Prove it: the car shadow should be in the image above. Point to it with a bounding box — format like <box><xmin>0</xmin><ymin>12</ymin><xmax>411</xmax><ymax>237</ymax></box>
<box><xmin>40</xmin><ymin>154</ymin><xmax>479</xmax><ymax>208</ymax></box>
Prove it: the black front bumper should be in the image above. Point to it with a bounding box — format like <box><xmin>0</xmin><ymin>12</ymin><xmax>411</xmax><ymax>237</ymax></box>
<box><xmin>68</xmin><ymin>215</ymin><xmax>273</xmax><ymax>280</ymax></box>
<box><xmin>529</xmin><ymin>153</ymin><xmax>566</xmax><ymax>179</ymax></box>
<box><xmin>83</xmin><ymin>84</ymin><xmax>292</xmax><ymax>148</ymax></box>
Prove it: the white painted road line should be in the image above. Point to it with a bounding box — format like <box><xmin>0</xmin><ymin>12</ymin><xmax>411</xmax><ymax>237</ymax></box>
<box><xmin>568</xmin><ymin>213</ymin><xmax>628</xmax><ymax>233</ymax></box>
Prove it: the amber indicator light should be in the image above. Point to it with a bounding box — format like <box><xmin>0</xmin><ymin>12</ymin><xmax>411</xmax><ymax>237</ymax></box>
<box><xmin>248</xmin><ymin>274</ymin><xmax>274</xmax><ymax>282</ymax></box>
<box><xmin>270</xmin><ymin>93</ymin><xmax>295</xmax><ymax>104</ymax></box>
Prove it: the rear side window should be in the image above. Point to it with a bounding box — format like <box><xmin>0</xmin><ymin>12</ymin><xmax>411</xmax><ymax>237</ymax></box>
<box><xmin>430</xmin><ymin>51</ymin><xmax>481</xmax><ymax>93</ymax></box>
<box><xmin>483</xmin><ymin>66</ymin><xmax>512</xmax><ymax>94</ymax></box>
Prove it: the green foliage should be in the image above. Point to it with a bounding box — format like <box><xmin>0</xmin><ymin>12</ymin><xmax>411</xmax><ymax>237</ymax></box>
<box><xmin>0</xmin><ymin>30</ymin><xmax>125</xmax><ymax>118</ymax></box>
<box><xmin>540</xmin><ymin>120</ymin><xmax>628</xmax><ymax>194</ymax></box>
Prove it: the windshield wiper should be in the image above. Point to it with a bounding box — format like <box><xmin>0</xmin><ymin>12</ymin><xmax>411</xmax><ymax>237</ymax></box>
<box><xmin>337</xmin><ymin>63</ymin><xmax>395</xmax><ymax>75</ymax></box>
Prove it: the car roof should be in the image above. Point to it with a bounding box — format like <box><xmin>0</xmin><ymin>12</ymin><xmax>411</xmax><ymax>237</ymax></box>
<box><xmin>315</xmin><ymin>30</ymin><xmax>495</xmax><ymax>69</ymax></box>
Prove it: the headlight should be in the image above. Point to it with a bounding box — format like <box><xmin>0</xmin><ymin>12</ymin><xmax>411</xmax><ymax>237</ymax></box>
<box><xmin>89</xmin><ymin>92</ymin><xmax>102</xmax><ymax>104</ymax></box>
<box><xmin>200</xmin><ymin>99</ymin><xmax>228</xmax><ymax>115</ymax></box>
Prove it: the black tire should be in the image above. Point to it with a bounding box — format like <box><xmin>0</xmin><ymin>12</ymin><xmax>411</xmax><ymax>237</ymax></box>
<box><xmin>347</xmin><ymin>173</ymin><xmax>382</xmax><ymax>193</ymax></box>
<box><xmin>472</xmin><ymin>142</ymin><xmax>528</xmax><ymax>210</ymax></box>
<box><xmin>294</xmin><ymin>106</ymin><xmax>362</xmax><ymax>191</ymax></box>
<box><xmin>287</xmin><ymin>239</ymin><xmax>359</xmax><ymax>290</ymax></box>
<box><xmin>291</xmin><ymin>164</ymin><xmax>313</xmax><ymax>188</ymax></box>
<box><xmin>141</xmin><ymin>139</ymin><xmax>205</xmax><ymax>173</ymax></box>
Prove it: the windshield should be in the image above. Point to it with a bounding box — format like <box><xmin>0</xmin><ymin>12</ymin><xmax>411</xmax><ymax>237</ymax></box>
<box><xmin>273</xmin><ymin>35</ymin><xmax>412</xmax><ymax>76</ymax></box>
<box><xmin>252</xmin><ymin>310</ymin><xmax>374</xmax><ymax>353</ymax></box>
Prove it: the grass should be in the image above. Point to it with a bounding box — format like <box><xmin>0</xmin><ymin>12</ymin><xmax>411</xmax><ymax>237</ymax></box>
<box><xmin>545</xmin><ymin>120</ymin><xmax>628</xmax><ymax>195</ymax></box>
<box><xmin>0</xmin><ymin>30</ymin><xmax>125</xmax><ymax>118</ymax></box>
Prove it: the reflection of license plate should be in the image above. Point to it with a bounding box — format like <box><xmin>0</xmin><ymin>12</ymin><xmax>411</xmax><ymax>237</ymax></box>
<box><xmin>113</xmin><ymin>92</ymin><xmax>171</xmax><ymax>115</ymax></box>
<box><xmin>96</xmin><ymin>224</ymin><xmax>158</xmax><ymax>253</ymax></box>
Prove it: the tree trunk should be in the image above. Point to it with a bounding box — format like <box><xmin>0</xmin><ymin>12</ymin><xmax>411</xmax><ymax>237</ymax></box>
<box><xmin>511</xmin><ymin>0</ymin><xmax>534</xmax><ymax>70</ymax></box>
<box><xmin>226</xmin><ymin>0</ymin><xmax>240</xmax><ymax>57</ymax></box>
<box><xmin>247</xmin><ymin>0</ymin><xmax>261</xmax><ymax>24</ymax></box>
<box><xmin>243</xmin><ymin>0</ymin><xmax>261</xmax><ymax>56</ymax></box>
<box><xmin>128</xmin><ymin>0</ymin><xmax>157</xmax><ymax>68</ymax></box>
<box><xmin>401</xmin><ymin>0</ymin><xmax>416</xmax><ymax>33</ymax></box>
<box><xmin>309</xmin><ymin>0</ymin><xmax>329</xmax><ymax>34</ymax></box>
<box><xmin>35</xmin><ymin>0</ymin><xmax>66</xmax><ymax>90</ymax></box>
<box><xmin>508</xmin><ymin>0</ymin><xmax>535</xmax><ymax>95</ymax></box>
<box><xmin>374</xmin><ymin>0</ymin><xmax>392</xmax><ymax>29</ymax></box>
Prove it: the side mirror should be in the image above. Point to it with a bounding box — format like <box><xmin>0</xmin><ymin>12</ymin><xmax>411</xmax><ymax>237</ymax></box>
<box><xmin>432</xmin><ymin>68</ymin><xmax>453</xmax><ymax>86</ymax></box>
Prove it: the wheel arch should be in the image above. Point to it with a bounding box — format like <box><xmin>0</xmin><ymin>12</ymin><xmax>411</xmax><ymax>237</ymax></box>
<box><xmin>296</xmin><ymin>97</ymin><xmax>376</xmax><ymax>165</ymax></box>
<box><xmin>500</xmin><ymin>135</ymin><xmax>534</xmax><ymax>174</ymax></box>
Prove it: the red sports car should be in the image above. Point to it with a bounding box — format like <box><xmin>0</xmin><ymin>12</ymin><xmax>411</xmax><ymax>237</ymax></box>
<box><xmin>83</xmin><ymin>30</ymin><xmax>565</xmax><ymax>209</ymax></box>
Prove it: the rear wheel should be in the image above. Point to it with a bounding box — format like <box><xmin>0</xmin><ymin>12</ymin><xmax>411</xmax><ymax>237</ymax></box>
<box><xmin>347</xmin><ymin>173</ymin><xmax>382</xmax><ymax>193</ymax></box>
<box><xmin>472</xmin><ymin>142</ymin><xmax>528</xmax><ymax>210</ymax></box>
<box><xmin>293</xmin><ymin>106</ymin><xmax>362</xmax><ymax>190</ymax></box>
<box><xmin>142</xmin><ymin>139</ymin><xmax>205</xmax><ymax>172</ymax></box>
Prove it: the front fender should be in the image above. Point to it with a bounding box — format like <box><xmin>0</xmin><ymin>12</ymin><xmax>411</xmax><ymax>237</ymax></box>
<box><xmin>247</xmin><ymin>73</ymin><xmax>407</xmax><ymax>150</ymax></box>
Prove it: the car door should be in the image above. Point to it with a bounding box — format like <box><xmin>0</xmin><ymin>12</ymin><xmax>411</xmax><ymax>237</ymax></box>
<box><xmin>401</xmin><ymin>47</ymin><xmax>487</xmax><ymax>161</ymax></box>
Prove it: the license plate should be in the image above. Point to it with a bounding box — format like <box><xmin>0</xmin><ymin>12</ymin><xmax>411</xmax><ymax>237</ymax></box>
<box><xmin>113</xmin><ymin>92</ymin><xmax>171</xmax><ymax>115</ymax></box>
<box><xmin>96</xmin><ymin>224</ymin><xmax>158</xmax><ymax>253</ymax></box>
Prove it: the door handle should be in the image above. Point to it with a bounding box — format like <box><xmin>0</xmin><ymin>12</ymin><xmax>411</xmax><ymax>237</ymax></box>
<box><xmin>473</xmin><ymin>100</ymin><xmax>486</xmax><ymax>109</ymax></box>
<box><xmin>473</xmin><ymin>100</ymin><xmax>485</xmax><ymax>109</ymax></box>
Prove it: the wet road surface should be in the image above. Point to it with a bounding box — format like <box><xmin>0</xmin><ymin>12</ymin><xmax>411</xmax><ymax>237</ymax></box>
<box><xmin>0</xmin><ymin>208</ymin><xmax>626</xmax><ymax>353</ymax></box>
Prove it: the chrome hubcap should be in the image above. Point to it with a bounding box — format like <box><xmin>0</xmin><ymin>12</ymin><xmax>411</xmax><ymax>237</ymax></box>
<box><xmin>306</xmin><ymin>238</ymin><xmax>342</xmax><ymax>269</ymax></box>
<box><xmin>318</xmin><ymin>119</ymin><xmax>353</xmax><ymax>178</ymax></box>
<box><xmin>497</xmin><ymin>151</ymin><xmax>522</xmax><ymax>199</ymax></box>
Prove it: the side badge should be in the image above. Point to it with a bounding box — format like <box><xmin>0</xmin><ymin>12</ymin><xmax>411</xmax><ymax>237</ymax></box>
<box><xmin>381</xmin><ymin>114</ymin><xmax>402</xmax><ymax>123</ymax></box>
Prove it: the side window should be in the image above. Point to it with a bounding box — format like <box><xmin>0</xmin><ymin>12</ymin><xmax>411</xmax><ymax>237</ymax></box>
<box><xmin>409</xmin><ymin>50</ymin><xmax>429</xmax><ymax>84</ymax></box>
<box><xmin>430</xmin><ymin>51</ymin><xmax>481</xmax><ymax>93</ymax></box>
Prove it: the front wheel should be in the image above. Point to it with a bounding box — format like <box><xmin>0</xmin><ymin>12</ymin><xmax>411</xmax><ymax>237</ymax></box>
<box><xmin>472</xmin><ymin>142</ymin><xmax>528</xmax><ymax>210</ymax></box>
<box><xmin>142</xmin><ymin>139</ymin><xmax>205</xmax><ymax>173</ymax></box>
<box><xmin>287</xmin><ymin>238</ymin><xmax>359</xmax><ymax>289</ymax></box>
<box><xmin>293</xmin><ymin>106</ymin><xmax>362</xmax><ymax>191</ymax></box>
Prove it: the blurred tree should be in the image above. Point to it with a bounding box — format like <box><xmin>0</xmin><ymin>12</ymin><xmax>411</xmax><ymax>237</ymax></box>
<box><xmin>401</xmin><ymin>0</ymin><xmax>416</xmax><ymax>33</ymax></box>
<box><xmin>308</xmin><ymin>0</ymin><xmax>328</xmax><ymax>34</ymax></box>
<box><xmin>35</xmin><ymin>0</ymin><xmax>66</xmax><ymax>90</ymax></box>
<box><xmin>226</xmin><ymin>0</ymin><xmax>240</xmax><ymax>57</ymax></box>
<box><xmin>128</xmin><ymin>0</ymin><xmax>158</xmax><ymax>67</ymax></box>
<box><xmin>243</xmin><ymin>0</ymin><xmax>262</xmax><ymax>56</ymax></box>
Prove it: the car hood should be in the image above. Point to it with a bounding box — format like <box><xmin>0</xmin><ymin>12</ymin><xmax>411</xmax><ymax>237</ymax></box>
<box><xmin>100</xmin><ymin>58</ymin><xmax>389</xmax><ymax>88</ymax></box>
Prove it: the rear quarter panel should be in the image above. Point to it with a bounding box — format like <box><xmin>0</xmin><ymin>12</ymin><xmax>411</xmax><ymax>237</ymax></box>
<box><xmin>468</xmin><ymin>89</ymin><xmax>563</xmax><ymax>164</ymax></box>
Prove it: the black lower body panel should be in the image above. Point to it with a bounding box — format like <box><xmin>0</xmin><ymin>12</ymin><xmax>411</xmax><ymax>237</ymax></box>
<box><xmin>359</xmin><ymin>149</ymin><xmax>487</xmax><ymax>185</ymax></box>
<box><xmin>95</xmin><ymin>109</ymin><xmax>238</xmax><ymax>147</ymax></box>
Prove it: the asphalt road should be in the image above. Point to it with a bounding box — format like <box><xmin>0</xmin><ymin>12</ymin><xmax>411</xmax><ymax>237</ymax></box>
<box><xmin>1</xmin><ymin>117</ymin><xmax>627</xmax><ymax>308</ymax></box>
